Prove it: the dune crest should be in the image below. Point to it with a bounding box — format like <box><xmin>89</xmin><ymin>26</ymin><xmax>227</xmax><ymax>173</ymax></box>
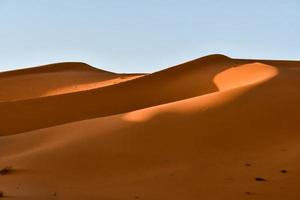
<box><xmin>124</xmin><ymin>62</ymin><xmax>279</xmax><ymax>123</ymax></box>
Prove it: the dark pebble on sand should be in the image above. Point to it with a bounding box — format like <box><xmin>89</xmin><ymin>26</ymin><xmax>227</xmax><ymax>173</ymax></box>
<box><xmin>255</xmin><ymin>177</ymin><xmax>266</xmax><ymax>181</ymax></box>
<box><xmin>0</xmin><ymin>167</ymin><xmax>13</xmax><ymax>175</ymax></box>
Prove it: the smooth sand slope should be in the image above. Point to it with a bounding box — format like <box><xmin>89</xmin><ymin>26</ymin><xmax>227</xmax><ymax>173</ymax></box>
<box><xmin>0</xmin><ymin>55</ymin><xmax>299</xmax><ymax>199</ymax></box>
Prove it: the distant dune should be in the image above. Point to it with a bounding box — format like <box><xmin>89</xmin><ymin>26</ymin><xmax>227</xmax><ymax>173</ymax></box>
<box><xmin>0</xmin><ymin>62</ymin><xmax>143</xmax><ymax>102</ymax></box>
<box><xmin>0</xmin><ymin>55</ymin><xmax>299</xmax><ymax>199</ymax></box>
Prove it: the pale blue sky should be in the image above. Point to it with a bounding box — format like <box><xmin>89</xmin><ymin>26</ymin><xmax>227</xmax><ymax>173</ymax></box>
<box><xmin>0</xmin><ymin>0</ymin><xmax>299</xmax><ymax>73</ymax></box>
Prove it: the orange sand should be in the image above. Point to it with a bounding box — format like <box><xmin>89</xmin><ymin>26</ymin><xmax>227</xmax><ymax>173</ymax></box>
<box><xmin>0</xmin><ymin>55</ymin><xmax>299</xmax><ymax>199</ymax></box>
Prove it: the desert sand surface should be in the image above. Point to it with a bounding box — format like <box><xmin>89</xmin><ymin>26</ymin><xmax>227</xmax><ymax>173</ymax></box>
<box><xmin>0</xmin><ymin>54</ymin><xmax>299</xmax><ymax>199</ymax></box>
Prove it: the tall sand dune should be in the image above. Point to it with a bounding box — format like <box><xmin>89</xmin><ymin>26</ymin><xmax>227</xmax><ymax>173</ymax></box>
<box><xmin>0</xmin><ymin>55</ymin><xmax>299</xmax><ymax>199</ymax></box>
<box><xmin>0</xmin><ymin>55</ymin><xmax>244</xmax><ymax>135</ymax></box>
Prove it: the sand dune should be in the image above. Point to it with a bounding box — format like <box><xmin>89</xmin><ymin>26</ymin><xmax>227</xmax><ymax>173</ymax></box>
<box><xmin>0</xmin><ymin>62</ymin><xmax>142</xmax><ymax>102</ymax></box>
<box><xmin>0</xmin><ymin>55</ymin><xmax>299</xmax><ymax>199</ymax></box>
<box><xmin>0</xmin><ymin>55</ymin><xmax>247</xmax><ymax>135</ymax></box>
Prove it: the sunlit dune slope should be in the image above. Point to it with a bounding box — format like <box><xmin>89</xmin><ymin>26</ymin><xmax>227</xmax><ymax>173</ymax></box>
<box><xmin>0</xmin><ymin>55</ymin><xmax>299</xmax><ymax>199</ymax></box>
<box><xmin>0</xmin><ymin>62</ymin><xmax>142</xmax><ymax>102</ymax></box>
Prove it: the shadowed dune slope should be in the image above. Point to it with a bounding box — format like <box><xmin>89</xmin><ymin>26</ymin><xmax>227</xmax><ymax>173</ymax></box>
<box><xmin>0</xmin><ymin>56</ymin><xmax>299</xmax><ymax>199</ymax></box>
<box><xmin>0</xmin><ymin>55</ymin><xmax>299</xmax><ymax>135</ymax></box>
<box><xmin>0</xmin><ymin>62</ymin><xmax>142</xmax><ymax>102</ymax></box>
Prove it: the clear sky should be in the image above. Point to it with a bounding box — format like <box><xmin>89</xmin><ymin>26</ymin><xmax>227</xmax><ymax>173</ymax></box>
<box><xmin>0</xmin><ymin>0</ymin><xmax>299</xmax><ymax>73</ymax></box>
